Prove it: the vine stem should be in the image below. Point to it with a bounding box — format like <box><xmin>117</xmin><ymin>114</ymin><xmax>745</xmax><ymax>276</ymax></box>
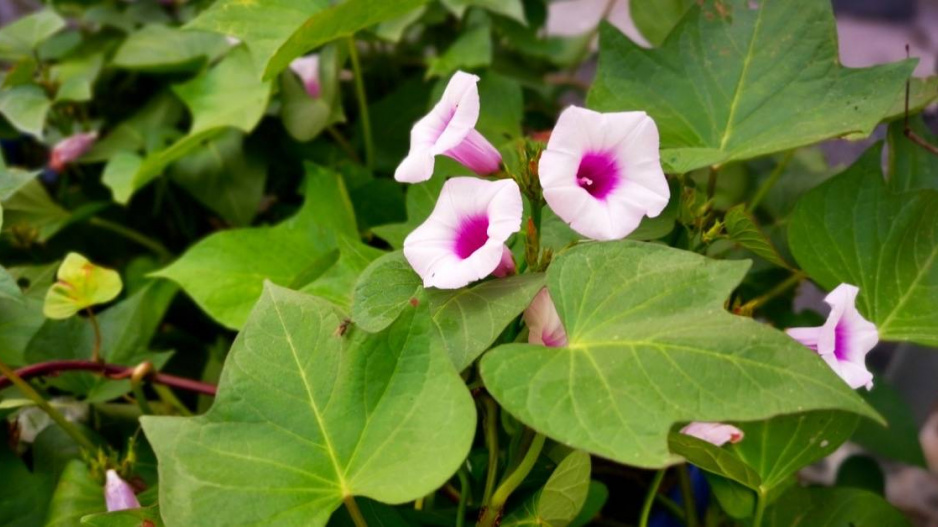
<box><xmin>88</xmin><ymin>217</ymin><xmax>172</xmax><ymax>260</ymax></box>
<box><xmin>478</xmin><ymin>432</ymin><xmax>546</xmax><ymax>527</ymax></box>
<box><xmin>0</xmin><ymin>357</ymin><xmax>96</xmax><ymax>451</ymax></box>
<box><xmin>456</xmin><ymin>467</ymin><xmax>471</xmax><ymax>527</ymax></box>
<box><xmin>481</xmin><ymin>396</ymin><xmax>500</xmax><ymax>506</ymax></box>
<box><xmin>639</xmin><ymin>469</ymin><xmax>666</xmax><ymax>527</ymax></box>
<box><xmin>748</xmin><ymin>150</ymin><xmax>794</xmax><ymax>212</ymax></box>
<box><xmin>346</xmin><ymin>37</ymin><xmax>375</xmax><ymax>169</ymax></box>
<box><xmin>344</xmin><ymin>495</ymin><xmax>369</xmax><ymax>527</ymax></box>
<box><xmin>0</xmin><ymin>359</ymin><xmax>217</xmax><ymax>396</ymax></box>
<box><xmin>678</xmin><ymin>465</ymin><xmax>698</xmax><ymax>527</ymax></box>
<box><xmin>752</xmin><ymin>489</ymin><xmax>767</xmax><ymax>527</ymax></box>
<box><xmin>86</xmin><ymin>308</ymin><xmax>102</xmax><ymax>363</ymax></box>
<box><xmin>736</xmin><ymin>271</ymin><xmax>806</xmax><ymax>314</ymax></box>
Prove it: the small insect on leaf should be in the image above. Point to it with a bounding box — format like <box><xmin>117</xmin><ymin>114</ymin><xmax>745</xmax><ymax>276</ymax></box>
<box><xmin>43</xmin><ymin>252</ymin><xmax>123</xmax><ymax>319</ymax></box>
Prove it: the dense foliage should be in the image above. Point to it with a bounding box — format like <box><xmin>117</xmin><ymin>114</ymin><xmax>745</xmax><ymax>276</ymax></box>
<box><xmin>1</xmin><ymin>0</ymin><xmax>936</xmax><ymax>526</ymax></box>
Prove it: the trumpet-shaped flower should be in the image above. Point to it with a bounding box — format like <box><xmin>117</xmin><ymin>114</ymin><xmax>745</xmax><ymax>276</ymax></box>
<box><xmin>539</xmin><ymin>106</ymin><xmax>669</xmax><ymax>241</ymax></box>
<box><xmin>104</xmin><ymin>470</ymin><xmax>141</xmax><ymax>512</ymax></box>
<box><xmin>49</xmin><ymin>132</ymin><xmax>97</xmax><ymax>173</ymax></box>
<box><xmin>786</xmin><ymin>284</ymin><xmax>878</xmax><ymax>390</ymax></box>
<box><xmin>395</xmin><ymin>71</ymin><xmax>501</xmax><ymax>183</ymax></box>
<box><xmin>680</xmin><ymin>422</ymin><xmax>744</xmax><ymax>447</ymax></box>
<box><xmin>524</xmin><ymin>288</ymin><xmax>567</xmax><ymax>347</ymax></box>
<box><xmin>289</xmin><ymin>55</ymin><xmax>321</xmax><ymax>99</ymax></box>
<box><xmin>404</xmin><ymin>177</ymin><xmax>522</xmax><ymax>289</ymax></box>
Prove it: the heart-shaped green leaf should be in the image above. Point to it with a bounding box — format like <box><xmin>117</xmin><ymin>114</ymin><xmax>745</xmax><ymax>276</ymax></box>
<box><xmin>141</xmin><ymin>283</ymin><xmax>475</xmax><ymax>527</ymax></box>
<box><xmin>502</xmin><ymin>450</ymin><xmax>592</xmax><ymax>527</ymax></box>
<box><xmin>481</xmin><ymin>241</ymin><xmax>877</xmax><ymax>468</ymax></box>
<box><xmin>788</xmin><ymin>145</ymin><xmax>938</xmax><ymax>346</ymax></box>
<box><xmin>0</xmin><ymin>9</ymin><xmax>65</xmax><ymax>61</ymax></box>
<box><xmin>588</xmin><ymin>0</ymin><xmax>913</xmax><ymax>173</ymax></box>
<box><xmin>43</xmin><ymin>253</ymin><xmax>123</xmax><ymax>320</ymax></box>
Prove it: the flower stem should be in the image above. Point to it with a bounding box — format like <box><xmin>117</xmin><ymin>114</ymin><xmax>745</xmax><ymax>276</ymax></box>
<box><xmin>346</xmin><ymin>37</ymin><xmax>374</xmax><ymax>170</ymax></box>
<box><xmin>86</xmin><ymin>308</ymin><xmax>102</xmax><ymax>363</ymax></box>
<box><xmin>737</xmin><ymin>271</ymin><xmax>806</xmax><ymax>315</ymax></box>
<box><xmin>481</xmin><ymin>396</ymin><xmax>500</xmax><ymax>506</ymax></box>
<box><xmin>0</xmin><ymin>357</ymin><xmax>96</xmax><ymax>452</ymax></box>
<box><xmin>639</xmin><ymin>469</ymin><xmax>666</xmax><ymax>527</ymax></box>
<box><xmin>344</xmin><ymin>495</ymin><xmax>369</xmax><ymax>527</ymax></box>
<box><xmin>457</xmin><ymin>467</ymin><xmax>471</xmax><ymax>527</ymax></box>
<box><xmin>678</xmin><ymin>465</ymin><xmax>698</xmax><ymax>527</ymax></box>
<box><xmin>748</xmin><ymin>150</ymin><xmax>794</xmax><ymax>212</ymax></box>
<box><xmin>88</xmin><ymin>217</ymin><xmax>172</xmax><ymax>261</ymax></box>
<box><xmin>752</xmin><ymin>489</ymin><xmax>767</xmax><ymax>527</ymax></box>
<box><xmin>478</xmin><ymin>431</ymin><xmax>546</xmax><ymax>527</ymax></box>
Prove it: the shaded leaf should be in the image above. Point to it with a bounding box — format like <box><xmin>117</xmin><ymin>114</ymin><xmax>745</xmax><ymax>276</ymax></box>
<box><xmin>43</xmin><ymin>460</ymin><xmax>106</xmax><ymax>527</ymax></box>
<box><xmin>723</xmin><ymin>205</ymin><xmax>793</xmax><ymax>269</ymax></box>
<box><xmin>111</xmin><ymin>25</ymin><xmax>229</xmax><ymax>73</ymax></box>
<box><xmin>853</xmin><ymin>377</ymin><xmax>927</xmax><ymax>467</ymax></box>
<box><xmin>0</xmin><ymin>84</ymin><xmax>51</xmax><ymax>137</ymax></box>
<box><xmin>764</xmin><ymin>486</ymin><xmax>910</xmax><ymax>527</ymax></box>
<box><xmin>888</xmin><ymin>115</ymin><xmax>938</xmax><ymax>192</ymax></box>
<box><xmin>0</xmin><ymin>265</ymin><xmax>23</xmax><ymax>304</ymax></box>
<box><xmin>502</xmin><ymin>450</ymin><xmax>591</xmax><ymax>527</ymax></box>
<box><xmin>568</xmin><ymin>481</ymin><xmax>608</xmax><ymax>527</ymax></box>
<box><xmin>0</xmin><ymin>9</ymin><xmax>65</xmax><ymax>61</ymax></box>
<box><xmin>426</xmin><ymin>22</ymin><xmax>492</xmax><ymax>79</ymax></box>
<box><xmin>0</xmin><ymin>262</ymin><xmax>57</xmax><ymax>366</ymax></box>
<box><xmin>1</xmin><ymin>179</ymin><xmax>70</xmax><ymax>242</ymax></box>
<box><xmin>441</xmin><ymin>0</ymin><xmax>526</xmax><ymax>23</ymax></box>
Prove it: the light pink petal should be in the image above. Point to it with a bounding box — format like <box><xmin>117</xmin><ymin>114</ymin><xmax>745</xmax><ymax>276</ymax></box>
<box><xmin>680</xmin><ymin>422</ymin><xmax>744</xmax><ymax>447</ymax></box>
<box><xmin>404</xmin><ymin>177</ymin><xmax>522</xmax><ymax>289</ymax></box>
<box><xmin>395</xmin><ymin>149</ymin><xmax>436</xmax><ymax>183</ymax></box>
<box><xmin>49</xmin><ymin>132</ymin><xmax>97</xmax><ymax>172</ymax></box>
<box><xmin>104</xmin><ymin>470</ymin><xmax>140</xmax><ymax>512</ymax></box>
<box><xmin>444</xmin><ymin>128</ymin><xmax>501</xmax><ymax>175</ymax></box>
<box><xmin>524</xmin><ymin>288</ymin><xmax>567</xmax><ymax>347</ymax></box>
<box><xmin>785</xmin><ymin>326</ymin><xmax>822</xmax><ymax>351</ymax></box>
<box><xmin>289</xmin><ymin>55</ymin><xmax>321</xmax><ymax>98</ymax></box>
<box><xmin>492</xmin><ymin>245</ymin><xmax>516</xmax><ymax>278</ymax></box>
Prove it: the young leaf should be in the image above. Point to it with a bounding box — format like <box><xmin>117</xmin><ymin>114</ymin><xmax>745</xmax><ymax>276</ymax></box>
<box><xmin>279</xmin><ymin>45</ymin><xmax>346</xmax><ymax>142</ymax></box>
<box><xmin>0</xmin><ymin>84</ymin><xmax>51</xmax><ymax>137</ymax></box>
<box><xmin>141</xmin><ymin>284</ymin><xmax>475</xmax><ymax>527</ymax></box>
<box><xmin>722</xmin><ymin>205</ymin><xmax>793</xmax><ymax>270</ymax></box>
<box><xmin>501</xmin><ymin>450</ymin><xmax>592</xmax><ymax>527</ymax></box>
<box><xmin>0</xmin><ymin>9</ymin><xmax>65</xmax><ymax>61</ymax></box>
<box><xmin>788</xmin><ymin>145</ymin><xmax>938</xmax><ymax>346</ymax></box>
<box><xmin>481</xmin><ymin>241</ymin><xmax>878</xmax><ymax>468</ymax></box>
<box><xmin>351</xmin><ymin>252</ymin><xmax>423</xmax><ymax>333</ymax></box>
<box><xmin>43</xmin><ymin>253</ymin><xmax>123</xmax><ymax>320</ymax></box>
<box><xmin>764</xmin><ymin>486</ymin><xmax>910</xmax><ymax>527</ymax></box>
<box><xmin>588</xmin><ymin>0</ymin><xmax>914</xmax><ymax>173</ymax></box>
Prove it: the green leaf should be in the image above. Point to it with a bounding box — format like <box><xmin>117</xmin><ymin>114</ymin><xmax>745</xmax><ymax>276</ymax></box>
<box><xmin>835</xmin><ymin>455</ymin><xmax>885</xmax><ymax>495</ymax></box>
<box><xmin>80</xmin><ymin>505</ymin><xmax>163</xmax><ymax>527</ymax></box>
<box><xmin>111</xmin><ymin>25</ymin><xmax>229</xmax><ymax>72</ymax></box>
<box><xmin>265</xmin><ymin>0</ymin><xmax>428</xmax><ymax>80</ymax></box>
<box><xmin>372</xmin><ymin>167</ymin><xmax>446</xmax><ymax>248</ymax></box>
<box><xmin>0</xmin><ymin>262</ymin><xmax>57</xmax><ymax>366</ymax></box>
<box><xmin>723</xmin><ymin>205</ymin><xmax>793</xmax><ymax>269</ymax></box>
<box><xmin>668</xmin><ymin>433</ymin><xmax>761</xmax><ymax>490</ymax></box>
<box><xmin>82</xmin><ymin>93</ymin><xmax>184</xmax><ymax>163</ymax></box>
<box><xmin>888</xmin><ymin>115</ymin><xmax>938</xmax><ymax>192</ymax></box>
<box><xmin>102</xmin><ymin>47</ymin><xmax>272</xmax><ymax>203</ymax></box>
<box><xmin>43</xmin><ymin>253</ymin><xmax>123</xmax><ymax>320</ymax></box>
<box><xmin>502</xmin><ymin>450</ymin><xmax>592</xmax><ymax>527</ymax></box>
<box><xmin>882</xmin><ymin>76</ymin><xmax>938</xmax><ymax>122</ymax></box>
<box><xmin>426</xmin><ymin>22</ymin><xmax>492</xmax><ymax>79</ymax></box>
<box><xmin>279</xmin><ymin>44</ymin><xmax>346</xmax><ymax>142</ymax></box>
<box><xmin>154</xmin><ymin>165</ymin><xmax>360</xmax><ymax>329</ymax></box>
<box><xmin>481</xmin><ymin>241</ymin><xmax>877</xmax><ymax>468</ymax></box>
<box><xmin>140</xmin><ymin>284</ymin><xmax>475</xmax><ymax>527</ymax></box>
<box><xmin>853</xmin><ymin>377</ymin><xmax>927</xmax><ymax>467</ymax></box>
<box><xmin>351</xmin><ymin>252</ymin><xmax>422</xmax><ymax>333</ymax></box>
<box><xmin>788</xmin><ymin>145</ymin><xmax>938</xmax><ymax>346</ymax></box>
<box><xmin>51</xmin><ymin>51</ymin><xmax>104</xmax><ymax>103</ymax></box>
<box><xmin>43</xmin><ymin>460</ymin><xmax>106</xmax><ymax>527</ymax></box>
<box><xmin>0</xmin><ymin>427</ymin><xmax>54</xmax><ymax>527</ymax></box>
<box><xmin>1</xmin><ymin>179</ymin><xmax>70</xmax><ymax>242</ymax></box>
<box><xmin>568</xmin><ymin>481</ymin><xmax>608</xmax><ymax>527</ymax></box>
<box><xmin>629</xmin><ymin>0</ymin><xmax>693</xmax><ymax>46</ymax></box>
<box><xmin>169</xmin><ymin>129</ymin><xmax>265</xmax><ymax>226</ymax></box>
<box><xmin>441</xmin><ymin>0</ymin><xmax>526</xmax><ymax>23</ymax></box>
<box><xmin>0</xmin><ymin>84</ymin><xmax>51</xmax><ymax>137</ymax></box>
<box><xmin>764</xmin><ymin>486</ymin><xmax>910</xmax><ymax>527</ymax></box>
<box><xmin>0</xmin><ymin>9</ymin><xmax>65</xmax><ymax>61</ymax></box>
<box><xmin>588</xmin><ymin>1</ymin><xmax>914</xmax><ymax>173</ymax></box>
<box><xmin>0</xmin><ymin>265</ymin><xmax>23</xmax><ymax>304</ymax></box>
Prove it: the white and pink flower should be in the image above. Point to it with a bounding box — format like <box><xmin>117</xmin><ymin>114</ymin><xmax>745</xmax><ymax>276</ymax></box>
<box><xmin>524</xmin><ymin>288</ymin><xmax>567</xmax><ymax>347</ymax></box>
<box><xmin>104</xmin><ymin>470</ymin><xmax>141</xmax><ymax>512</ymax></box>
<box><xmin>49</xmin><ymin>132</ymin><xmax>97</xmax><ymax>173</ymax></box>
<box><xmin>786</xmin><ymin>284</ymin><xmax>878</xmax><ymax>390</ymax></box>
<box><xmin>538</xmin><ymin>106</ymin><xmax>669</xmax><ymax>241</ymax></box>
<box><xmin>289</xmin><ymin>55</ymin><xmax>321</xmax><ymax>99</ymax></box>
<box><xmin>395</xmin><ymin>71</ymin><xmax>501</xmax><ymax>183</ymax></box>
<box><xmin>403</xmin><ymin>177</ymin><xmax>522</xmax><ymax>289</ymax></box>
<box><xmin>680</xmin><ymin>422</ymin><xmax>745</xmax><ymax>447</ymax></box>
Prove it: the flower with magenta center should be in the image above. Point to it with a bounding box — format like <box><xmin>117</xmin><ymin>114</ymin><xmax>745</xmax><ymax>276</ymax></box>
<box><xmin>49</xmin><ymin>132</ymin><xmax>97</xmax><ymax>173</ymax></box>
<box><xmin>104</xmin><ymin>470</ymin><xmax>141</xmax><ymax>512</ymax></box>
<box><xmin>289</xmin><ymin>55</ymin><xmax>321</xmax><ymax>99</ymax></box>
<box><xmin>524</xmin><ymin>288</ymin><xmax>567</xmax><ymax>347</ymax></box>
<box><xmin>786</xmin><ymin>283</ymin><xmax>878</xmax><ymax>390</ymax></box>
<box><xmin>404</xmin><ymin>177</ymin><xmax>522</xmax><ymax>289</ymax></box>
<box><xmin>680</xmin><ymin>422</ymin><xmax>744</xmax><ymax>447</ymax></box>
<box><xmin>395</xmin><ymin>71</ymin><xmax>502</xmax><ymax>183</ymax></box>
<box><xmin>539</xmin><ymin>106</ymin><xmax>669</xmax><ymax>241</ymax></box>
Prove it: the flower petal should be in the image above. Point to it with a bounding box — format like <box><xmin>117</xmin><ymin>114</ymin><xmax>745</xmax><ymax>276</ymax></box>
<box><xmin>105</xmin><ymin>470</ymin><xmax>141</xmax><ymax>512</ymax></box>
<box><xmin>680</xmin><ymin>422</ymin><xmax>744</xmax><ymax>447</ymax></box>
<box><xmin>524</xmin><ymin>288</ymin><xmax>567</xmax><ymax>347</ymax></box>
<box><xmin>289</xmin><ymin>55</ymin><xmax>321</xmax><ymax>98</ymax></box>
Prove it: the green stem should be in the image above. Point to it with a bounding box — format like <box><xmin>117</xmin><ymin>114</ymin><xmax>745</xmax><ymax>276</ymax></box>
<box><xmin>326</xmin><ymin>126</ymin><xmax>361</xmax><ymax>164</ymax></box>
<box><xmin>86</xmin><ymin>308</ymin><xmax>102</xmax><ymax>363</ymax></box>
<box><xmin>479</xmin><ymin>432</ymin><xmax>546</xmax><ymax>527</ymax></box>
<box><xmin>752</xmin><ymin>489</ymin><xmax>767</xmax><ymax>527</ymax></box>
<box><xmin>706</xmin><ymin>166</ymin><xmax>719</xmax><ymax>200</ymax></box>
<box><xmin>130</xmin><ymin>382</ymin><xmax>153</xmax><ymax>415</ymax></box>
<box><xmin>153</xmin><ymin>384</ymin><xmax>192</xmax><ymax>416</ymax></box>
<box><xmin>88</xmin><ymin>217</ymin><xmax>172</xmax><ymax>260</ymax></box>
<box><xmin>748</xmin><ymin>150</ymin><xmax>794</xmax><ymax>212</ymax></box>
<box><xmin>344</xmin><ymin>495</ymin><xmax>369</xmax><ymax>527</ymax></box>
<box><xmin>654</xmin><ymin>494</ymin><xmax>685</xmax><ymax>522</ymax></box>
<box><xmin>738</xmin><ymin>271</ymin><xmax>805</xmax><ymax>314</ymax></box>
<box><xmin>0</xmin><ymin>358</ymin><xmax>96</xmax><ymax>452</ymax></box>
<box><xmin>639</xmin><ymin>469</ymin><xmax>666</xmax><ymax>527</ymax></box>
<box><xmin>678</xmin><ymin>465</ymin><xmax>698</xmax><ymax>527</ymax></box>
<box><xmin>457</xmin><ymin>467</ymin><xmax>471</xmax><ymax>527</ymax></box>
<box><xmin>481</xmin><ymin>396</ymin><xmax>500</xmax><ymax>506</ymax></box>
<box><xmin>346</xmin><ymin>37</ymin><xmax>374</xmax><ymax>169</ymax></box>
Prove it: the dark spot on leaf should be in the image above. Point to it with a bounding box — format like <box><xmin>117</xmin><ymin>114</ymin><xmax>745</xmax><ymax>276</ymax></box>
<box><xmin>16</xmin><ymin>277</ymin><xmax>29</xmax><ymax>290</ymax></box>
<box><xmin>409</xmin><ymin>297</ymin><xmax>419</xmax><ymax>307</ymax></box>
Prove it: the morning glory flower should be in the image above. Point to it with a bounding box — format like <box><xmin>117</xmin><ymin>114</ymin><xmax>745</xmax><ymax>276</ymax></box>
<box><xmin>524</xmin><ymin>288</ymin><xmax>567</xmax><ymax>347</ymax></box>
<box><xmin>786</xmin><ymin>284</ymin><xmax>878</xmax><ymax>390</ymax></box>
<box><xmin>104</xmin><ymin>470</ymin><xmax>141</xmax><ymax>512</ymax></box>
<box><xmin>491</xmin><ymin>246</ymin><xmax>516</xmax><ymax>278</ymax></box>
<box><xmin>395</xmin><ymin>71</ymin><xmax>502</xmax><ymax>183</ymax></box>
<box><xmin>538</xmin><ymin>106</ymin><xmax>669</xmax><ymax>241</ymax></box>
<box><xmin>680</xmin><ymin>422</ymin><xmax>744</xmax><ymax>447</ymax></box>
<box><xmin>289</xmin><ymin>55</ymin><xmax>321</xmax><ymax>99</ymax></box>
<box><xmin>404</xmin><ymin>177</ymin><xmax>522</xmax><ymax>289</ymax></box>
<box><xmin>49</xmin><ymin>132</ymin><xmax>97</xmax><ymax>173</ymax></box>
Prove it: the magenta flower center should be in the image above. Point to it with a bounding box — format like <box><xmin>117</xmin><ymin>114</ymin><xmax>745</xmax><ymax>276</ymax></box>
<box><xmin>834</xmin><ymin>321</ymin><xmax>849</xmax><ymax>361</ymax></box>
<box><xmin>454</xmin><ymin>214</ymin><xmax>490</xmax><ymax>259</ymax></box>
<box><xmin>576</xmin><ymin>151</ymin><xmax>620</xmax><ymax>199</ymax></box>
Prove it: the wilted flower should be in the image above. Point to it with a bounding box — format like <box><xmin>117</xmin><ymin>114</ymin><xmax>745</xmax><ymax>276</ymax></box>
<box><xmin>49</xmin><ymin>132</ymin><xmax>97</xmax><ymax>173</ymax></box>
<box><xmin>404</xmin><ymin>177</ymin><xmax>522</xmax><ymax>289</ymax></box>
<box><xmin>538</xmin><ymin>106</ymin><xmax>669</xmax><ymax>241</ymax></box>
<box><xmin>680</xmin><ymin>422</ymin><xmax>744</xmax><ymax>447</ymax></box>
<box><xmin>524</xmin><ymin>288</ymin><xmax>567</xmax><ymax>347</ymax></box>
<box><xmin>786</xmin><ymin>284</ymin><xmax>878</xmax><ymax>390</ymax></box>
<box><xmin>105</xmin><ymin>470</ymin><xmax>141</xmax><ymax>512</ymax></box>
<box><xmin>289</xmin><ymin>55</ymin><xmax>321</xmax><ymax>99</ymax></box>
<box><xmin>395</xmin><ymin>71</ymin><xmax>501</xmax><ymax>183</ymax></box>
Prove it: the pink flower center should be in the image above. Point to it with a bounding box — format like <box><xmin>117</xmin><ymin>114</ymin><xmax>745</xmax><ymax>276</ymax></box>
<box><xmin>576</xmin><ymin>151</ymin><xmax>620</xmax><ymax>200</ymax></box>
<box><xmin>834</xmin><ymin>321</ymin><xmax>849</xmax><ymax>361</ymax></box>
<box><xmin>454</xmin><ymin>214</ymin><xmax>489</xmax><ymax>259</ymax></box>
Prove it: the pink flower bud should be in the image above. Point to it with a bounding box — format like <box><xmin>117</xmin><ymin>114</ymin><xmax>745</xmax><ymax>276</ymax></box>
<box><xmin>680</xmin><ymin>422</ymin><xmax>744</xmax><ymax>447</ymax></box>
<box><xmin>104</xmin><ymin>470</ymin><xmax>141</xmax><ymax>512</ymax></box>
<box><xmin>49</xmin><ymin>132</ymin><xmax>97</xmax><ymax>173</ymax></box>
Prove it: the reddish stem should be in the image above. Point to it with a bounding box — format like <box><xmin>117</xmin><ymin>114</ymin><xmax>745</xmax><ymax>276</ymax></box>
<box><xmin>0</xmin><ymin>360</ymin><xmax>216</xmax><ymax>396</ymax></box>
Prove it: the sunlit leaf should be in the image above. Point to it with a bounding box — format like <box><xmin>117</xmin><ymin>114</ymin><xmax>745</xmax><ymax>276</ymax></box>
<box><xmin>0</xmin><ymin>9</ymin><xmax>65</xmax><ymax>61</ymax></box>
<box><xmin>43</xmin><ymin>253</ymin><xmax>123</xmax><ymax>320</ymax></box>
<box><xmin>502</xmin><ymin>450</ymin><xmax>591</xmax><ymax>527</ymax></box>
<box><xmin>0</xmin><ymin>84</ymin><xmax>51</xmax><ymax>137</ymax></box>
